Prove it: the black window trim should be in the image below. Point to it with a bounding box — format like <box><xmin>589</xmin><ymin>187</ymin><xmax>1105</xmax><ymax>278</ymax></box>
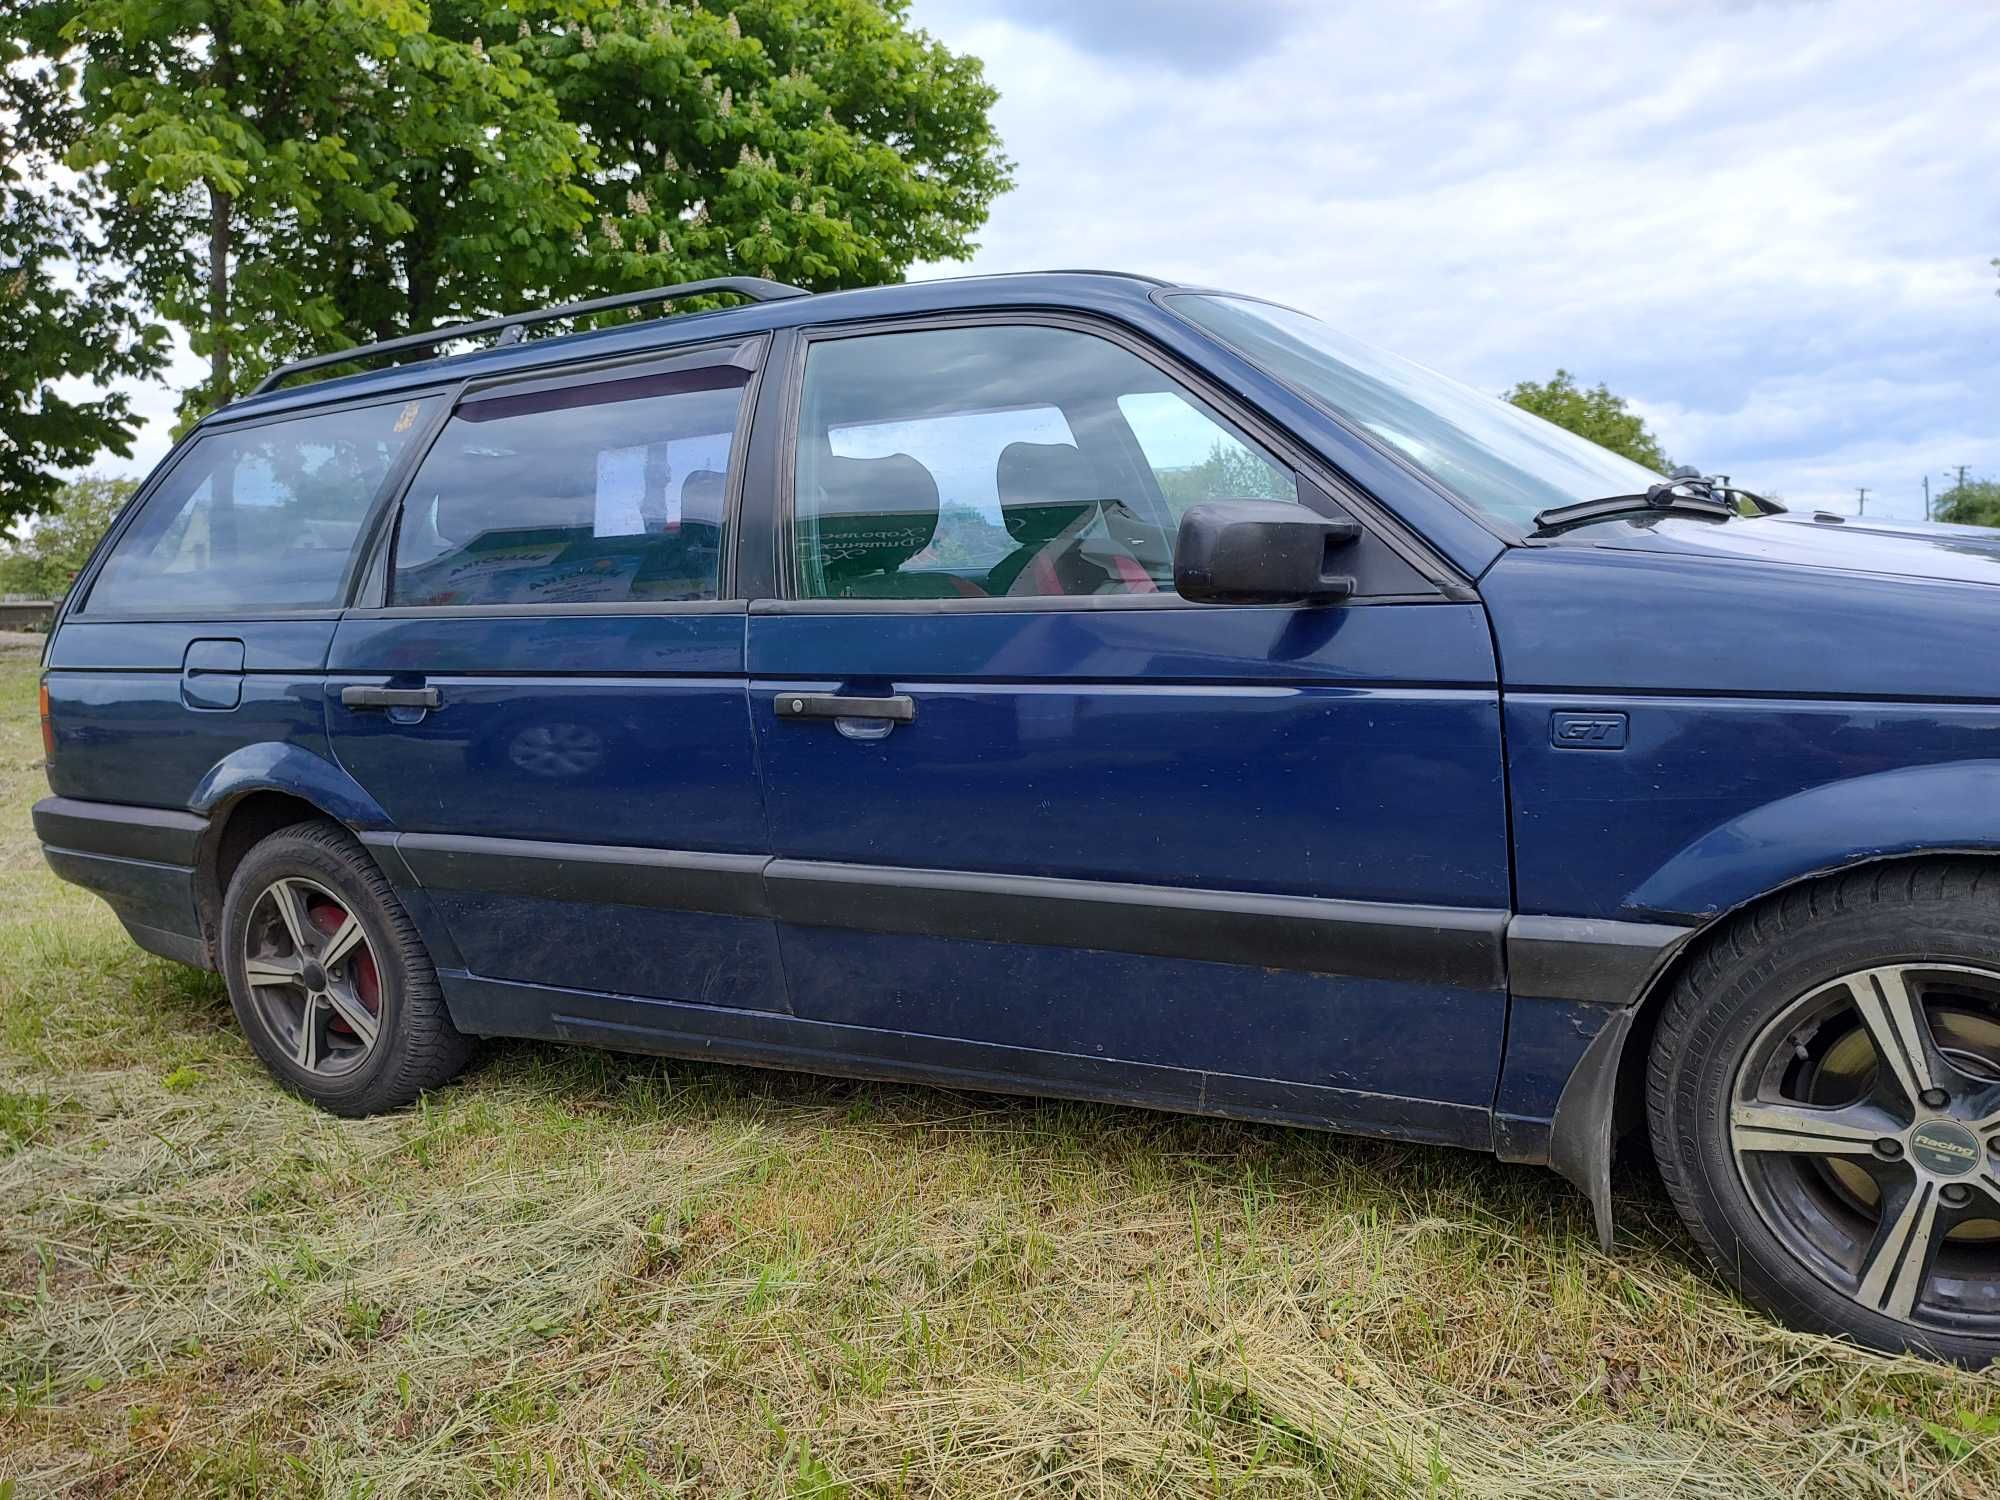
<box><xmin>767</xmin><ymin>309</ymin><xmax>1475</xmax><ymax>613</ymax></box>
<box><xmin>349</xmin><ymin>333</ymin><xmax>770</xmax><ymax>619</ymax></box>
<box><xmin>71</xmin><ymin>384</ymin><xmax>459</xmax><ymax>625</ymax></box>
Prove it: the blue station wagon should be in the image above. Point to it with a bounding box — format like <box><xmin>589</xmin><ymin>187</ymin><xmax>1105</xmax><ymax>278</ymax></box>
<box><xmin>33</xmin><ymin>272</ymin><xmax>2000</xmax><ymax>1363</ymax></box>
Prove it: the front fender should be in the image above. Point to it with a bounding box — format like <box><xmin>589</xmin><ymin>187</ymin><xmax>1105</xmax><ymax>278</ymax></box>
<box><xmin>1626</xmin><ymin>760</ymin><xmax>2000</xmax><ymax>922</ymax></box>
<box><xmin>188</xmin><ymin>741</ymin><xmax>393</xmax><ymax>830</ymax></box>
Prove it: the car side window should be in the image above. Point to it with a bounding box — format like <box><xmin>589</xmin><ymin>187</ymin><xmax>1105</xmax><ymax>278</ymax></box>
<box><xmin>790</xmin><ymin>325</ymin><xmax>1298</xmax><ymax>601</ymax></box>
<box><xmin>85</xmin><ymin>396</ymin><xmax>436</xmax><ymax>614</ymax></box>
<box><xmin>391</xmin><ymin>363</ymin><xmax>749</xmax><ymax>607</ymax></box>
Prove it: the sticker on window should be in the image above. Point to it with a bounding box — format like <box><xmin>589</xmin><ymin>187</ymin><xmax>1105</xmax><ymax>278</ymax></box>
<box><xmin>594</xmin><ymin>446</ymin><xmax>648</xmax><ymax>537</ymax></box>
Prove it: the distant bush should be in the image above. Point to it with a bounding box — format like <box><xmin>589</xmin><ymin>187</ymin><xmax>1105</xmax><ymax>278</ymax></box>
<box><xmin>1936</xmin><ymin>479</ymin><xmax>2000</xmax><ymax>528</ymax></box>
<box><xmin>0</xmin><ymin>474</ymin><xmax>134</xmax><ymax>599</ymax></box>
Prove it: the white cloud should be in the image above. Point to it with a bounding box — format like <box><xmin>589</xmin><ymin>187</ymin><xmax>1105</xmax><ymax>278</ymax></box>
<box><xmin>82</xmin><ymin>0</ymin><xmax>2000</xmax><ymax>522</ymax></box>
<box><xmin>912</xmin><ymin>0</ymin><xmax>2000</xmax><ymax>518</ymax></box>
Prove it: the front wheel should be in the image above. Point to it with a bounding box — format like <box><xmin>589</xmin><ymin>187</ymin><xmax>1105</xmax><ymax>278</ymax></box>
<box><xmin>1648</xmin><ymin>863</ymin><xmax>2000</xmax><ymax>1365</ymax></box>
<box><xmin>219</xmin><ymin>820</ymin><xmax>471</xmax><ymax>1116</ymax></box>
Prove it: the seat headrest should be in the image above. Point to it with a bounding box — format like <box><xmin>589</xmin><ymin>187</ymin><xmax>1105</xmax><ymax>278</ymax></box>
<box><xmin>996</xmin><ymin>442</ymin><xmax>1102</xmax><ymax>543</ymax></box>
<box><xmin>809</xmin><ymin>453</ymin><xmax>941</xmax><ymax>580</ymax></box>
<box><xmin>679</xmin><ymin>469</ymin><xmax>726</xmax><ymax>527</ymax></box>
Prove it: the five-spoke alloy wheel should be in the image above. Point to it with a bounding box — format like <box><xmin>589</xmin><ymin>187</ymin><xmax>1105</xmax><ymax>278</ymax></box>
<box><xmin>1651</xmin><ymin>864</ymin><xmax>2000</xmax><ymax>1363</ymax></box>
<box><xmin>241</xmin><ymin>876</ymin><xmax>385</xmax><ymax>1078</ymax></box>
<box><xmin>220</xmin><ymin>820</ymin><xmax>470</xmax><ymax>1116</ymax></box>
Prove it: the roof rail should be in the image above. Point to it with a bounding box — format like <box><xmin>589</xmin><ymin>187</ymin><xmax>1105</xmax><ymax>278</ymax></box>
<box><xmin>246</xmin><ymin>275</ymin><xmax>812</xmax><ymax>397</ymax></box>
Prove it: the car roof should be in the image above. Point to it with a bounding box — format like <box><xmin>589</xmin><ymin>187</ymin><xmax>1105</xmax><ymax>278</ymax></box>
<box><xmin>215</xmin><ymin>270</ymin><xmax>1183</xmax><ymax>426</ymax></box>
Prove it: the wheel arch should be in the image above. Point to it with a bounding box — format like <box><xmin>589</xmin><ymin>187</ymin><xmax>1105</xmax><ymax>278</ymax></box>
<box><xmin>1625</xmin><ymin>761</ymin><xmax>2000</xmax><ymax>922</ymax></box>
<box><xmin>186</xmin><ymin>743</ymin><xmax>395</xmax><ymax>965</ymax></box>
<box><xmin>1551</xmin><ymin>847</ymin><xmax>2000</xmax><ymax>1250</ymax></box>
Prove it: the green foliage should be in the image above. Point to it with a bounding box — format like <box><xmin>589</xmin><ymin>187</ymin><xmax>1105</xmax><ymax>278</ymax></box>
<box><xmin>1156</xmin><ymin>441</ymin><xmax>1294</xmax><ymax>513</ymax></box>
<box><xmin>1504</xmin><ymin>369</ymin><xmax>1672</xmax><ymax>472</ymax></box>
<box><xmin>487</xmin><ymin>0</ymin><xmax>1013</xmax><ymax>300</ymax></box>
<box><xmin>38</xmin><ymin>0</ymin><xmax>1010</xmax><ymax>421</ymax></box>
<box><xmin>1936</xmin><ymin>478</ymin><xmax>2000</xmax><ymax>528</ymax></box>
<box><xmin>40</xmin><ymin>0</ymin><xmax>593</xmax><ymax>415</ymax></box>
<box><xmin>0</xmin><ymin>24</ymin><xmax>166</xmax><ymax>526</ymax></box>
<box><xmin>0</xmin><ymin>474</ymin><xmax>134</xmax><ymax>598</ymax></box>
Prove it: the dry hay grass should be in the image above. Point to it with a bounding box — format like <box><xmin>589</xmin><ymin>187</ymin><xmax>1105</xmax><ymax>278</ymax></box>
<box><xmin>1</xmin><ymin>645</ymin><xmax>1997</xmax><ymax>1497</ymax></box>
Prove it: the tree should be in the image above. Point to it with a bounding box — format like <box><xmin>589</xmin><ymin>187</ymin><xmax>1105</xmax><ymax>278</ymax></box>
<box><xmin>1505</xmin><ymin>370</ymin><xmax>1672</xmax><ymax>471</ymax></box>
<box><xmin>294</xmin><ymin>0</ymin><xmax>1010</xmax><ymax>332</ymax></box>
<box><xmin>0</xmin><ymin>473</ymin><xmax>134</xmax><ymax>597</ymax></box>
<box><xmin>1158</xmin><ymin>441</ymin><xmax>1293</xmax><ymax>511</ymax></box>
<box><xmin>40</xmin><ymin>0</ymin><xmax>593</xmax><ymax>413</ymax></box>
<box><xmin>499</xmin><ymin>0</ymin><xmax>1012</xmax><ymax>301</ymax></box>
<box><xmin>1937</xmin><ymin>478</ymin><xmax>2000</xmax><ymax>529</ymax></box>
<box><xmin>0</xmin><ymin>24</ymin><xmax>165</xmax><ymax>528</ymax></box>
<box><xmin>40</xmin><ymin>0</ymin><xmax>1009</xmax><ymax>416</ymax></box>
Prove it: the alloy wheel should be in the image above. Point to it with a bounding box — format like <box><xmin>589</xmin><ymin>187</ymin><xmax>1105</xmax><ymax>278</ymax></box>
<box><xmin>1731</xmin><ymin>964</ymin><xmax>2000</xmax><ymax>1334</ymax></box>
<box><xmin>240</xmin><ymin>876</ymin><xmax>385</xmax><ymax>1077</ymax></box>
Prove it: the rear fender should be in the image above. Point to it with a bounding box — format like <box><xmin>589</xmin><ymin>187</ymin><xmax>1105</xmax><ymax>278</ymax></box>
<box><xmin>188</xmin><ymin>741</ymin><xmax>393</xmax><ymax>829</ymax></box>
<box><xmin>183</xmin><ymin>743</ymin><xmax>464</xmax><ymax>978</ymax></box>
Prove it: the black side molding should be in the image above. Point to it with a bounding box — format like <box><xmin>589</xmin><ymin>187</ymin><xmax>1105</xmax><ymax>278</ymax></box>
<box><xmin>766</xmin><ymin>859</ymin><xmax>1507</xmax><ymax>990</ymax></box>
<box><xmin>395</xmin><ymin>833</ymin><xmax>771</xmax><ymax>919</ymax></box>
<box><xmin>32</xmin><ymin>796</ymin><xmax>207</xmax><ymax>867</ymax></box>
<box><xmin>373</xmin><ymin>832</ymin><xmax>1508</xmax><ymax>991</ymax></box>
<box><xmin>1505</xmin><ymin>914</ymin><xmax>1692</xmax><ymax>1007</ymax></box>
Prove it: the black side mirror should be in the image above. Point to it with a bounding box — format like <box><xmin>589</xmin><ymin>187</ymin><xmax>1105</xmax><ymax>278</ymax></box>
<box><xmin>1173</xmin><ymin>500</ymin><xmax>1361</xmax><ymax>605</ymax></box>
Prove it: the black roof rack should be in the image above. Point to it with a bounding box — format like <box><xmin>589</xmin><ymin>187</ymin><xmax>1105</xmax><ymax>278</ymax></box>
<box><xmin>246</xmin><ymin>275</ymin><xmax>811</xmax><ymax>397</ymax></box>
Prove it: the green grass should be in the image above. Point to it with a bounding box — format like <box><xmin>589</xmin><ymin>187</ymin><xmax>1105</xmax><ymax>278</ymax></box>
<box><xmin>0</xmin><ymin>641</ymin><xmax>1996</xmax><ymax>1497</ymax></box>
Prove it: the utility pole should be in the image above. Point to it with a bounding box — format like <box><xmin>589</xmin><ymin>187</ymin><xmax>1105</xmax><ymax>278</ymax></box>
<box><xmin>1924</xmin><ymin>476</ymin><xmax>1932</xmax><ymax>522</ymax></box>
<box><xmin>1937</xmin><ymin>466</ymin><xmax>1971</xmax><ymax>522</ymax></box>
<box><xmin>1856</xmin><ymin>486</ymin><xmax>1869</xmax><ymax>516</ymax></box>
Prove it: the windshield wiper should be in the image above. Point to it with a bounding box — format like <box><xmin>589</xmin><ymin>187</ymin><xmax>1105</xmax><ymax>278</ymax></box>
<box><xmin>1531</xmin><ymin>469</ymin><xmax>1784</xmax><ymax>535</ymax></box>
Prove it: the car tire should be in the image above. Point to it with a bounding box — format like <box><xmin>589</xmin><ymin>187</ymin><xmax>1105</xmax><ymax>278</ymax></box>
<box><xmin>219</xmin><ymin>819</ymin><xmax>471</xmax><ymax>1116</ymax></box>
<box><xmin>1648</xmin><ymin>861</ymin><xmax>2000</xmax><ymax>1366</ymax></box>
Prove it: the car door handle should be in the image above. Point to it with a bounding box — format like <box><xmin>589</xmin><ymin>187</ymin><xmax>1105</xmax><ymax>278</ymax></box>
<box><xmin>341</xmin><ymin>685</ymin><xmax>442</xmax><ymax>710</ymax></box>
<box><xmin>775</xmin><ymin>693</ymin><xmax>916</xmax><ymax>724</ymax></box>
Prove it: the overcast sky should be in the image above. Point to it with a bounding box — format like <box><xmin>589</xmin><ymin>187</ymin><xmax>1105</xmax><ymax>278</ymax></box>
<box><xmin>104</xmin><ymin>0</ymin><xmax>1997</xmax><ymax>520</ymax></box>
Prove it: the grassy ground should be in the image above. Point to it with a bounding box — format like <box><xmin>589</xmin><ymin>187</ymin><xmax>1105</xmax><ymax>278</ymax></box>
<box><xmin>1</xmin><ymin>645</ymin><xmax>1996</xmax><ymax>1498</ymax></box>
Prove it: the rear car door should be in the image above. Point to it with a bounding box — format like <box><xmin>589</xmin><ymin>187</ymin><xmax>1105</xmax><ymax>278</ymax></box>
<box><xmin>324</xmin><ymin>339</ymin><xmax>787</xmax><ymax>1016</ymax></box>
<box><xmin>747</xmin><ymin>318</ymin><xmax>1510</xmax><ymax>1144</ymax></box>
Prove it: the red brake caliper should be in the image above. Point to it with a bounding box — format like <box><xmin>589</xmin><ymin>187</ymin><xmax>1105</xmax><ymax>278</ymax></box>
<box><xmin>307</xmin><ymin>897</ymin><xmax>381</xmax><ymax>1036</ymax></box>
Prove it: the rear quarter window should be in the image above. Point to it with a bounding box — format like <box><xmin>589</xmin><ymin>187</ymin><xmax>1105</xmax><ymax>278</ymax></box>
<box><xmin>84</xmin><ymin>397</ymin><xmax>436</xmax><ymax>614</ymax></box>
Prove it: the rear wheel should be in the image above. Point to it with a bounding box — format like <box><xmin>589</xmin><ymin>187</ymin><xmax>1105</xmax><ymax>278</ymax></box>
<box><xmin>1649</xmin><ymin>863</ymin><xmax>2000</xmax><ymax>1365</ymax></box>
<box><xmin>220</xmin><ymin>820</ymin><xmax>470</xmax><ymax>1115</ymax></box>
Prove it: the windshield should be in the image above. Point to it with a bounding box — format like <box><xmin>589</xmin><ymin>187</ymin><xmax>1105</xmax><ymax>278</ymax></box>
<box><xmin>1165</xmin><ymin>293</ymin><xmax>1664</xmax><ymax>531</ymax></box>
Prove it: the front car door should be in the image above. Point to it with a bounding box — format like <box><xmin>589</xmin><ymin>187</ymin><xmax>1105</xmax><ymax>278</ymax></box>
<box><xmin>747</xmin><ymin>317</ymin><xmax>1510</xmax><ymax>1145</ymax></box>
<box><xmin>326</xmin><ymin>339</ymin><xmax>787</xmax><ymax>1018</ymax></box>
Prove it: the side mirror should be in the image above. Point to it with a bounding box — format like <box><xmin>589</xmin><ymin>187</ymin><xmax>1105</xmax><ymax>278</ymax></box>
<box><xmin>1173</xmin><ymin>501</ymin><xmax>1361</xmax><ymax>605</ymax></box>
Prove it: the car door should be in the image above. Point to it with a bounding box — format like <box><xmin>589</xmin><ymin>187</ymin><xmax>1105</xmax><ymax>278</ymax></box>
<box><xmin>326</xmin><ymin>338</ymin><xmax>789</xmax><ymax>1015</ymax></box>
<box><xmin>746</xmin><ymin>317</ymin><xmax>1511</xmax><ymax>1144</ymax></box>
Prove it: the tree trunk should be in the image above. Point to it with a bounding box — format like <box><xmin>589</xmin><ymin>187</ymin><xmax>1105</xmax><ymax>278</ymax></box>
<box><xmin>208</xmin><ymin>8</ymin><xmax>235</xmax><ymax>407</ymax></box>
<box><xmin>208</xmin><ymin>182</ymin><xmax>231</xmax><ymax>403</ymax></box>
